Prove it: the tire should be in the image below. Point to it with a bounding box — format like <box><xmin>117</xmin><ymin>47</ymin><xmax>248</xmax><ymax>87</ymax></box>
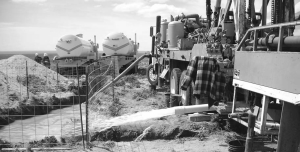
<box><xmin>179</xmin><ymin>70</ymin><xmax>191</xmax><ymax>106</ymax></box>
<box><xmin>170</xmin><ymin>68</ymin><xmax>182</xmax><ymax>95</ymax></box>
<box><xmin>146</xmin><ymin>64</ymin><xmax>157</xmax><ymax>85</ymax></box>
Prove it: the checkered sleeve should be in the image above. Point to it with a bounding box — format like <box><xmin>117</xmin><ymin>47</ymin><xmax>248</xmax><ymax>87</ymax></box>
<box><xmin>181</xmin><ymin>56</ymin><xmax>198</xmax><ymax>90</ymax></box>
<box><xmin>210</xmin><ymin>71</ymin><xmax>226</xmax><ymax>100</ymax></box>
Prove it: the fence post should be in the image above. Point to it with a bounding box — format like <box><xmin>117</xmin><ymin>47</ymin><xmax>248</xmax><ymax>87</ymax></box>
<box><xmin>26</xmin><ymin>61</ymin><xmax>29</xmax><ymax>99</ymax></box>
<box><xmin>85</xmin><ymin>65</ymin><xmax>89</xmax><ymax>147</ymax></box>
<box><xmin>112</xmin><ymin>57</ymin><xmax>115</xmax><ymax>103</ymax></box>
<box><xmin>77</xmin><ymin>64</ymin><xmax>85</xmax><ymax>149</ymax></box>
<box><xmin>56</xmin><ymin>63</ymin><xmax>59</xmax><ymax>85</ymax></box>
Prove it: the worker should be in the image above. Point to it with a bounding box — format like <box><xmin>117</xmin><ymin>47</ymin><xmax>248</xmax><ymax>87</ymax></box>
<box><xmin>42</xmin><ymin>53</ymin><xmax>51</xmax><ymax>69</ymax></box>
<box><xmin>34</xmin><ymin>53</ymin><xmax>42</xmax><ymax>64</ymax></box>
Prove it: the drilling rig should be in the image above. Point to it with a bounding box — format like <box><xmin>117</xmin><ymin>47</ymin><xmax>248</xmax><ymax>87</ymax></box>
<box><xmin>147</xmin><ymin>0</ymin><xmax>300</xmax><ymax>151</ymax></box>
<box><xmin>147</xmin><ymin>0</ymin><xmax>235</xmax><ymax>105</ymax></box>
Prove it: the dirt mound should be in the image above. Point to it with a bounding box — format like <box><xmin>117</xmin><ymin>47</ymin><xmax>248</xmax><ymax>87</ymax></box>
<box><xmin>0</xmin><ymin>55</ymin><xmax>68</xmax><ymax>105</ymax></box>
<box><xmin>91</xmin><ymin>115</ymin><xmax>221</xmax><ymax>142</ymax></box>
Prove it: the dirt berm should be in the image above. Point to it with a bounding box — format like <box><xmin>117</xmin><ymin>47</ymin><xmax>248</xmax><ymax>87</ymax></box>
<box><xmin>90</xmin><ymin>115</ymin><xmax>222</xmax><ymax>142</ymax></box>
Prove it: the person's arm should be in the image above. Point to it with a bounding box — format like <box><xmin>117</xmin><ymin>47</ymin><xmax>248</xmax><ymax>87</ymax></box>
<box><xmin>181</xmin><ymin>56</ymin><xmax>198</xmax><ymax>90</ymax></box>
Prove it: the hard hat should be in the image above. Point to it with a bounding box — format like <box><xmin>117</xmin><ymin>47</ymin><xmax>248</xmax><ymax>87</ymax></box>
<box><xmin>35</xmin><ymin>53</ymin><xmax>38</xmax><ymax>56</ymax></box>
<box><xmin>44</xmin><ymin>53</ymin><xmax>48</xmax><ymax>56</ymax></box>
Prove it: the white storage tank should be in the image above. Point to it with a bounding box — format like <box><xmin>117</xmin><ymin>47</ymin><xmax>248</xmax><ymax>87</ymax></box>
<box><xmin>56</xmin><ymin>34</ymin><xmax>93</xmax><ymax>58</ymax></box>
<box><xmin>102</xmin><ymin>32</ymin><xmax>136</xmax><ymax>56</ymax></box>
<box><xmin>161</xmin><ymin>19</ymin><xmax>169</xmax><ymax>43</ymax></box>
<box><xmin>167</xmin><ymin>21</ymin><xmax>184</xmax><ymax>48</ymax></box>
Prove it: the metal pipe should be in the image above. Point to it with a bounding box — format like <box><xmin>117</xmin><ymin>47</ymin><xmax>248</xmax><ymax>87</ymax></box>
<box><xmin>214</xmin><ymin>0</ymin><xmax>221</xmax><ymax>27</ymax></box>
<box><xmin>174</xmin><ymin>104</ymin><xmax>211</xmax><ymax>115</ymax></box>
<box><xmin>175</xmin><ymin>14</ymin><xmax>203</xmax><ymax>27</ymax></box>
<box><xmin>156</xmin><ymin>16</ymin><xmax>161</xmax><ymax>34</ymax></box>
<box><xmin>150</xmin><ymin>36</ymin><xmax>155</xmax><ymax>64</ymax></box>
<box><xmin>250</xmin><ymin>21</ymin><xmax>300</xmax><ymax>31</ymax></box>
<box><xmin>257</xmin><ymin>35</ymin><xmax>300</xmax><ymax>47</ymax></box>
<box><xmin>89</xmin><ymin>54</ymin><xmax>151</xmax><ymax>101</ymax></box>
<box><xmin>245</xmin><ymin>114</ymin><xmax>255</xmax><ymax>152</ymax></box>
<box><xmin>256</xmin><ymin>122</ymin><xmax>280</xmax><ymax>129</ymax></box>
<box><xmin>261</xmin><ymin>0</ymin><xmax>268</xmax><ymax>36</ymax></box>
<box><xmin>156</xmin><ymin>16</ymin><xmax>162</xmax><ymax>87</ymax></box>
<box><xmin>206</xmin><ymin>0</ymin><xmax>212</xmax><ymax>28</ymax></box>
<box><xmin>228</xmin><ymin>113</ymin><xmax>248</xmax><ymax>118</ymax></box>
<box><xmin>236</xmin><ymin>21</ymin><xmax>300</xmax><ymax>51</ymax></box>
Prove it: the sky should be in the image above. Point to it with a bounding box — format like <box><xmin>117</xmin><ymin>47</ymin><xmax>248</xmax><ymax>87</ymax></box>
<box><xmin>0</xmin><ymin>0</ymin><xmax>299</xmax><ymax>52</ymax></box>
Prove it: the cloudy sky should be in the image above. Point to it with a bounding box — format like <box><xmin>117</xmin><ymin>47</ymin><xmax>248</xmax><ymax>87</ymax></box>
<box><xmin>0</xmin><ymin>0</ymin><xmax>299</xmax><ymax>52</ymax></box>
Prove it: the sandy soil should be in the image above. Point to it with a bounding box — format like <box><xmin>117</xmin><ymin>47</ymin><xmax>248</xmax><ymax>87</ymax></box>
<box><xmin>0</xmin><ymin>55</ymin><xmax>71</xmax><ymax>107</ymax></box>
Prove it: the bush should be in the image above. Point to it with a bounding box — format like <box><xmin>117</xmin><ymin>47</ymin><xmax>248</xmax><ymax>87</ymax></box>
<box><xmin>0</xmin><ymin>138</ymin><xmax>12</xmax><ymax>149</ymax></box>
<box><xmin>114</xmin><ymin>80</ymin><xmax>125</xmax><ymax>87</ymax></box>
<box><xmin>108</xmin><ymin>98</ymin><xmax>122</xmax><ymax>117</ymax></box>
<box><xmin>132</xmin><ymin>89</ymin><xmax>156</xmax><ymax>100</ymax></box>
<box><xmin>8</xmin><ymin>92</ymin><xmax>19</xmax><ymax>101</ymax></box>
<box><xmin>28</xmin><ymin>136</ymin><xmax>59</xmax><ymax>148</ymax></box>
<box><xmin>28</xmin><ymin>95</ymin><xmax>45</xmax><ymax>105</ymax></box>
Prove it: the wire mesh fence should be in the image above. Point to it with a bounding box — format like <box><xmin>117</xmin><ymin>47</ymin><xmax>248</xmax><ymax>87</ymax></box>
<box><xmin>0</xmin><ymin>55</ymin><xmax>190</xmax><ymax>151</ymax></box>
<box><xmin>0</xmin><ymin>56</ymin><xmax>89</xmax><ymax>149</ymax></box>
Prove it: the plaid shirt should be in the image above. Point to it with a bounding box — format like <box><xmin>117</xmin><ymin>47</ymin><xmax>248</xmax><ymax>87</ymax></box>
<box><xmin>181</xmin><ymin>56</ymin><xmax>226</xmax><ymax>102</ymax></box>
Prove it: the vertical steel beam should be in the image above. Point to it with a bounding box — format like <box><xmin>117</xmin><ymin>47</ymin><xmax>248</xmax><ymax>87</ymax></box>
<box><xmin>245</xmin><ymin>114</ymin><xmax>256</xmax><ymax>152</ymax></box>
<box><xmin>261</xmin><ymin>0</ymin><xmax>268</xmax><ymax>36</ymax></box>
<box><xmin>278</xmin><ymin>0</ymin><xmax>283</xmax><ymax>23</ymax></box>
<box><xmin>260</xmin><ymin>95</ymin><xmax>269</xmax><ymax>134</ymax></box>
<box><xmin>253</xmin><ymin>30</ymin><xmax>258</xmax><ymax>51</ymax></box>
<box><xmin>284</xmin><ymin>0</ymin><xmax>295</xmax><ymax>35</ymax></box>
<box><xmin>276</xmin><ymin>102</ymin><xmax>300</xmax><ymax>152</ymax></box>
<box><xmin>232</xmin><ymin>86</ymin><xmax>237</xmax><ymax>113</ymax></box>
<box><xmin>150</xmin><ymin>36</ymin><xmax>155</xmax><ymax>64</ymax></box>
<box><xmin>214</xmin><ymin>0</ymin><xmax>221</xmax><ymax>27</ymax></box>
<box><xmin>277</xmin><ymin>26</ymin><xmax>284</xmax><ymax>52</ymax></box>
<box><xmin>156</xmin><ymin>16</ymin><xmax>162</xmax><ymax>88</ymax></box>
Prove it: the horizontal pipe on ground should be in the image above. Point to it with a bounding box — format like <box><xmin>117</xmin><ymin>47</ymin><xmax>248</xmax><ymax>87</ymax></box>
<box><xmin>256</xmin><ymin>122</ymin><xmax>280</xmax><ymax>129</ymax></box>
<box><xmin>174</xmin><ymin>104</ymin><xmax>212</xmax><ymax>115</ymax></box>
<box><xmin>228</xmin><ymin>113</ymin><xmax>248</xmax><ymax>118</ymax></box>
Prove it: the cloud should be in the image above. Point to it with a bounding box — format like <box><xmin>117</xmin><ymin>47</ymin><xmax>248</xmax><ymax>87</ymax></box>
<box><xmin>138</xmin><ymin>4</ymin><xmax>186</xmax><ymax>17</ymax></box>
<box><xmin>0</xmin><ymin>22</ymin><xmax>14</xmax><ymax>28</ymax></box>
<box><xmin>94</xmin><ymin>5</ymin><xmax>101</xmax><ymax>7</ymax></box>
<box><xmin>149</xmin><ymin>0</ymin><xmax>169</xmax><ymax>3</ymax></box>
<box><xmin>113</xmin><ymin>3</ymin><xmax>186</xmax><ymax>17</ymax></box>
<box><xmin>12</xmin><ymin>0</ymin><xmax>46</xmax><ymax>2</ymax></box>
<box><xmin>113</xmin><ymin>2</ymin><xmax>145</xmax><ymax>12</ymax></box>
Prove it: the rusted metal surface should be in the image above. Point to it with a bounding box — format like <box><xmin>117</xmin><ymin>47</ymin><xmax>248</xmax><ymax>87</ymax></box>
<box><xmin>245</xmin><ymin>114</ymin><xmax>255</xmax><ymax>152</ymax></box>
<box><xmin>277</xmin><ymin>102</ymin><xmax>300</xmax><ymax>152</ymax></box>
